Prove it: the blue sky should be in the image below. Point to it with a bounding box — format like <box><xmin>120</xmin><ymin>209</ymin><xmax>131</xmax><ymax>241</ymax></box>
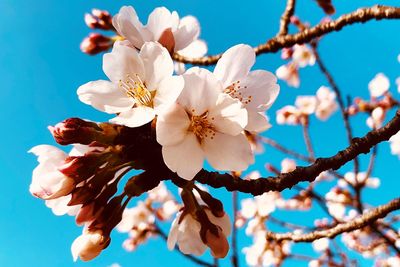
<box><xmin>0</xmin><ymin>0</ymin><xmax>399</xmax><ymax>266</ymax></box>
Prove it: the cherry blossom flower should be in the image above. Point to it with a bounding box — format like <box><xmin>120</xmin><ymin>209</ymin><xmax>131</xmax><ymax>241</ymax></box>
<box><xmin>315</xmin><ymin>86</ymin><xmax>338</xmax><ymax>120</ymax></box>
<box><xmin>78</xmin><ymin>41</ymin><xmax>183</xmax><ymax>127</ymax></box>
<box><xmin>240</xmin><ymin>192</ymin><xmax>280</xmax><ymax>219</ymax></box>
<box><xmin>45</xmin><ymin>195</ymin><xmax>81</xmax><ymax>216</ymax></box>
<box><xmin>312</xmin><ymin>238</ymin><xmax>330</xmax><ymax>252</ymax></box>
<box><xmin>368</xmin><ymin>73</ymin><xmax>390</xmax><ymax>98</ymax></box>
<box><xmin>29</xmin><ymin>145</ymin><xmax>75</xmax><ymax>200</ymax></box>
<box><xmin>213</xmin><ymin>44</ymin><xmax>280</xmax><ymax>133</ymax></box>
<box><xmin>156</xmin><ymin>68</ymin><xmax>253</xmax><ymax>180</ymax></box>
<box><xmin>117</xmin><ymin>201</ymin><xmax>155</xmax><ymax>233</ymax></box>
<box><xmin>292</xmin><ymin>44</ymin><xmax>316</xmax><ymax>67</ymax></box>
<box><xmin>295</xmin><ymin>95</ymin><xmax>317</xmax><ymax>115</ymax></box>
<box><xmin>113</xmin><ymin>6</ymin><xmax>205</xmax><ymax>54</ymax></box>
<box><xmin>167</xmin><ymin>209</ymin><xmax>231</xmax><ymax>257</ymax></box>
<box><xmin>276</xmin><ymin>105</ymin><xmax>302</xmax><ymax>125</ymax></box>
<box><xmin>389</xmin><ymin>131</ymin><xmax>400</xmax><ymax>158</ymax></box>
<box><xmin>281</xmin><ymin>158</ymin><xmax>297</xmax><ymax>173</ymax></box>
<box><xmin>71</xmin><ymin>229</ymin><xmax>110</xmax><ymax>261</ymax></box>
<box><xmin>276</xmin><ymin>63</ymin><xmax>300</xmax><ymax>88</ymax></box>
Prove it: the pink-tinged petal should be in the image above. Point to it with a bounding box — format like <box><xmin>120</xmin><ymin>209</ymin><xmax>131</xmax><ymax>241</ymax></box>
<box><xmin>162</xmin><ymin>133</ymin><xmax>204</xmax><ymax>180</ymax></box>
<box><xmin>112</xmin><ymin>6</ymin><xmax>147</xmax><ymax>49</ymax></box>
<box><xmin>206</xmin><ymin>210</ymin><xmax>232</xmax><ymax>236</ymax></box>
<box><xmin>167</xmin><ymin>214</ymin><xmax>181</xmax><ymax>250</ymax></box>
<box><xmin>209</xmin><ymin>94</ymin><xmax>247</xmax><ymax>136</ymax></box>
<box><xmin>156</xmin><ymin>103</ymin><xmax>190</xmax><ymax>146</ymax></box>
<box><xmin>204</xmin><ymin>132</ymin><xmax>253</xmax><ymax>171</ymax></box>
<box><xmin>29</xmin><ymin>145</ymin><xmax>67</xmax><ymax>163</ymax></box>
<box><xmin>246</xmin><ymin>112</ymin><xmax>271</xmax><ymax>133</ymax></box>
<box><xmin>214</xmin><ymin>44</ymin><xmax>255</xmax><ymax>88</ymax></box>
<box><xmin>177</xmin><ymin>39</ymin><xmax>208</xmax><ymax>58</ymax></box>
<box><xmin>45</xmin><ymin>195</ymin><xmax>81</xmax><ymax>216</ymax></box>
<box><xmin>103</xmin><ymin>42</ymin><xmax>145</xmax><ymax>83</ymax></box>
<box><xmin>179</xmin><ymin>68</ymin><xmax>221</xmax><ymax>115</ymax></box>
<box><xmin>177</xmin><ymin>215</ymin><xmax>207</xmax><ymax>256</ymax></box>
<box><xmin>239</xmin><ymin>70</ymin><xmax>280</xmax><ymax>111</ymax></box>
<box><xmin>139</xmin><ymin>42</ymin><xmax>174</xmax><ymax>90</ymax></box>
<box><xmin>77</xmin><ymin>80</ymin><xmax>134</xmax><ymax>114</ymax></box>
<box><xmin>154</xmin><ymin>75</ymin><xmax>184</xmax><ymax>113</ymax></box>
<box><xmin>110</xmin><ymin>106</ymin><xmax>155</xmax><ymax>127</ymax></box>
<box><xmin>174</xmin><ymin>16</ymin><xmax>200</xmax><ymax>51</ymax></box>
<box><xmin>146</xmin><ymin>7</ymin><xmax>179</xmax><ymax>41</ymax></box>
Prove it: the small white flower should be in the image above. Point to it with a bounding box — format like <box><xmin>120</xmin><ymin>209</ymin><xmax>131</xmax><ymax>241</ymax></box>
<box><xmin>312</xmin><ymin>237</ymin><xmax>330</xmax><ymax>252</ymax></box>
<box><xmin>29</xmin><ymin>145</ymin><xmax>74</xmax><ymax>200</ymax></box>
<box><xmin>276</xmin><ymin>63</ymin><xmax>300</xmax><ymax>88</ymax></box>
<box><xmin>292</xmin><ymin>44</ymin><xmax>315</xmax><ymax>67</ymax></box>
<box><xmin>113</xmin><ymin>6</ymin><xmax>205</xmax><ymax>54</ymax></box>
<box><xmin>45</xmin><ymin>195</ymin><xmax>81</xmax><ymax>216</ymax></box>
<box><xmin>156</xmin><ymin>68</ymin><xmax>253</xmax><ymax>180</ymax></box>
<box><xmin>368</xmin><ymin>73</ymin><xmax>390</xmax><ymax>98</ymax></box>
<box><xmin>315</xmin><ymin>86</ymin><xmax>338</xmax><ymax>120</ymax></box>
<box><xmin>117</xmin><ymin>201</ymin><xmax>155</xmax><ymax>233</ymax></box>
<box><xmin>214</xmin><ymin>44</ymin><xmax>280</xmax><ymax>133</ymax></box>
<box><xmin>78</xmin><ymin>41</ymin><xmax>184</xmax><ymax>128</ymax></box>
<box><xmin>366</xmin><ymin>107</ymin><xmax>385</xmax><ymax>129</ymax></box>
<box><xmin>295</xmin><ymin>95</ymin><xmax>317</xmax><ymax>115</ymax></box>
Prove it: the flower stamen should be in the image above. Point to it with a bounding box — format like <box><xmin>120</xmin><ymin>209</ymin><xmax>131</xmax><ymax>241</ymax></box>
<box><xmin>119</xmin><ymin>74</ymin><xmax>153</xmax><ymax>107</ymax></box>
<box><xmin>224</xmin><ymin>81</ymin><xmax>252</xmax><ymax>105</ymax></box>
<box><xmin>189</xmin><ymin>111</ymin><xmax>216</xmax><ymax>143</ymax></box>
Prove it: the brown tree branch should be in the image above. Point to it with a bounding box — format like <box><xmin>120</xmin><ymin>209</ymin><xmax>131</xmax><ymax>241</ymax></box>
<box><xmin>191</xmin><ymin>110</ymin><xmax>400</xmax><ymax>196</ymax></box>
<box><xmin>278</xmin><ymin>0</ymin><xmax>296</xmax><ymax>36</ymax></box>
<box><xmin>172</xmin><ymin>5</ymin><xmax>400</xmax><ymax>65</ymax></box>
<box><xmin>265</xmin><ymin>197</ymin><xmax>400</xmax><ymax>242</ymax></box>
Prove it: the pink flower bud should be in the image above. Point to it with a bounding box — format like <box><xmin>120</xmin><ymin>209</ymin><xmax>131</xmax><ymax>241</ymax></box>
<box><xmin>84</xmin><ymin>9</ymin><xmax>113</xmax><ymax>30</ymax></box>
<box><xmin>80</xmin><ymin>33</ymin><xmax>113</xmax><ymax>55</ymax></box>
<box><xmin>158</xmin><ymin>28</ymin><xmax>175</xmax><ymax>54</ymax></box>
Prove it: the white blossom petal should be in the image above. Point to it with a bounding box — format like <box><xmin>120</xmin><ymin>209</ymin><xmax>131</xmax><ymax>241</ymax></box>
<box><xmin>110</xmin><ymin>106</ymin><xmax>155</xmax><ymax>127</ymax></box>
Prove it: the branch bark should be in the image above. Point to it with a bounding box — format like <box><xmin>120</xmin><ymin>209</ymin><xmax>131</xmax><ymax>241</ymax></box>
<box><xmin>264</xmin><ymin>197</ymin><xmax>400</xmax><ymax>242</ymax></box>
<box><xmin>191</xmin><ymin>110</ymin><xmax>400</xmax><ymax>196</ymax></box>
<box><xmin>172</xmin><ymin>5</ymin><xmax>400</xmax><ymax>65</ymax></box>
<box><xmin>278</xmin><ymin>0</ymin><xmax>296</xmax><ymax>36</ymax></box>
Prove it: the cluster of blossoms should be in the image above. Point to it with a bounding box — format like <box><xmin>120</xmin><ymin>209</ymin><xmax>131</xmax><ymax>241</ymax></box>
<box><xmin>276</xmin><ymin>43</ymin><xmax>316</xmax><ymax>88</ymax></box>
<box><xmin>347</xmin><ymin>73</ymin><xmax>399</xmax><ymax>130</ymax></box>
<box><xmin>276</xmin><ymin>86</ymin><xmax>338</xmax><ymax>125</ymax></box>
<box><xmin>30</xmin><ymin>4</ymin><xmax>280</xmax><ymax>262</ymax></box>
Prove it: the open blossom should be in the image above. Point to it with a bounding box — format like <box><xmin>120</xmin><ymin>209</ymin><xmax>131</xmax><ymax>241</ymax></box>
<box><xmin>113</xmin><ymin>6</ymin><xmax>205</xmax><ymax>54</ymax></box>
<box><xmin>213</xmin><ymin>44</ymin><xmax>280</xmax><ymax>132</ymax></box>
<box><xmin>295</xmin><ymin>95</ymin><xmax>317</xmax><ymax>115</ymax></box>
<box><xmin>156</xmin><ymin>68</ymin><xmax>253</xmax><ymax>180</ymax></box>
<box><xmin>241</xmin><ymin>192</ymin><xmax>280</xmax><ymax>219</ymax></box>
<box><xmin>167</xmin><ymin>210</ymin><xmax>231</xmax><ymax>258</ymax></box>
<box><xmin>389</xmin><ymin>131</ymin><xmax>400</xmax><ymax>157</ymax></box>
<box><xmin>45</xmin><ymin>195</ymin><xmax>81</xmax><ymax>216</ymax></box>
<box><xmin>71</xmin><ymin>229</ymin><xmax>110</xmax><ymax>261</ymax></box>
<box><xmin>276</xmin><ymin>63</ymin><xmax>300</xmax><ymax>88</ymax></box>
<box><xmin>29</xmin><ymin>145</ymin><xmax>75</xmax><ymax>200</ymax></box>
<box><xmin>315</xmin><ymin>86</ymin><xmax>338</xmax><ymax>120</ymax></box>
<box><xmin>78</xmin><ymin>41</ymin><xmax>183</xmax><ymax>127</ymax></box>
<box><xmin>339</xmin><ymin>172</ymin><xmax>381</xmax><ymax>189</ymax></box>
<box><xmin>368</xmin><ymin>73</ymin><xmax>390</xmax><ymax>98</ymax></box>
<box><xmin>292</xmin><ymin>44</ymin><xmax>315</xmax><ymax>67</ymax></box>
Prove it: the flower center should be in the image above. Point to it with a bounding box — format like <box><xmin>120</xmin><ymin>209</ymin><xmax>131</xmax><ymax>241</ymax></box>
<box><xmin>119</xmin><ymin>74</ymin><xmax>153</xmax><ymax>107</ymax></box>
<box><xmin>189</xmin><ymin>110</ymin><xmax>216</xmax><ymax>143</ymax></box>
<box><xmin>224</xmin><ymin>81</ymin><xmax>252</xmax><ymax>105</ymax></box>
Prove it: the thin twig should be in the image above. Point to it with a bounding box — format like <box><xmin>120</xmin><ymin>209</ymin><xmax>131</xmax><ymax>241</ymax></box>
<box><xmin>261</xmin><ymin>136</ymin><xmax>312</xmax><ymax>162</ymax></box>
<box><xmin>265</xmin><ymin>197</ymin><xmax>400</xmax><ymax>242</ymax></box>
<box><xmin>312</xmin><ymin>42</ymin><xmax>360</xmax><ymax>175</ymax></box>
<box><xmin>278</xmin><ymin>0</ymin><xmax>296</xmax><ymax>36</ymax></box>
<box><xmin>231</xmin><ymin>191</ymin><xmax>239</xmax><ymax>267</ymax></box>
<box><xmin>173</xmin><ymin>5</ymin><xmax>400</xmax><ymax>65</ymax></box>
<box><xmin>302</xmin><ymin>123</ymin><xmax>315</xmax><ymax>160</ymax></box>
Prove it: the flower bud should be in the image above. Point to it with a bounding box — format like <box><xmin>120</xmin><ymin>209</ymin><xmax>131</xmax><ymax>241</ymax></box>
<box><xmin>80</xmin><ymin>33</ymin><xmax>113</xmax><ymax>55</ymax></box>
<box><xmin>71</xmin><ymin>230</ymin><xmax>110</xmax><ymax>261</ymax></box>
<box><xmin>158</xmin><ymin>28</ymin><xmax>175</xmax><ymax>54</ymax></box>
<box><xmin>84</xmin><ymin>9</ymin><xmax>113</xmax><ymax>30</ymax></box>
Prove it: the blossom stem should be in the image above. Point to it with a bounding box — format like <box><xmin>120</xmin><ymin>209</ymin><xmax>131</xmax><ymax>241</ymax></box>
<box><xmin>278</xmin><ymin>0</ymin><xmax>296</xmax><ymax>36</ymax></box>
<box><xmin>173</xmin><ymin>5</ymin><xmax>400</xmax><ymax>65</ymax></box>
<box><xmin>192</xmin><ymin>109</ymin><xmax>400</xmax><ymax>195</ymax></box>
